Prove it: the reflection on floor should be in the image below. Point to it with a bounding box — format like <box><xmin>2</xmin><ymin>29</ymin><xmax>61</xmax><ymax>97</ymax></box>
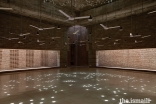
<box><xmin>0</xmin><ymin>68</ymin><xmax>155</xmax><ymax>104</ymax></box>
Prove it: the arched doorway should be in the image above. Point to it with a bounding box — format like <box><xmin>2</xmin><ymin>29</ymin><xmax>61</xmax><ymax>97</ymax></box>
<box><xmin>67</xmin><ymin>25</ymin><xmax>88</xmax><ymax>67</ymax></box>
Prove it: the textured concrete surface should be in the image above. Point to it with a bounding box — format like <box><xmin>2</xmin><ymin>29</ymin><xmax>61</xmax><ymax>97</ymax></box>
<box><xmin>0</xmin><ymin>49</ymin><xmax>60</xmax><ymax>70</ymax></box>
<box><xmin>97</xmin><ymin>48</ymin><xmax>156</xmax><ymax>70</ymax></box>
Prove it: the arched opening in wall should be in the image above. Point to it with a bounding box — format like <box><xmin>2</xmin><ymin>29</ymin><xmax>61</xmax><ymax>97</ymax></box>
<box><xmin>67</xmin><ymin>25</ymin><xmax>88</xmax><ymax>67</ymax></box>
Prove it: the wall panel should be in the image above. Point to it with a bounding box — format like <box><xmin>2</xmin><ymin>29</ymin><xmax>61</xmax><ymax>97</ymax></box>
<box><xmin>0</xmin><ymin>49</ymin><xmax>60</xmax><ymax>72</ymax></box>
<box><xmin>97</xmin><ymin>48</ymin><xmax>156</xmax><ymax>70</ymax></box>
<box><xmin>10</xmin><ymin>50</ymin><xmax>19</xmax><ymax>69</ymax></box>
<box><xmin>41</xmin><ymin>50</ymin><xmax>48</xmax><ymax>66</ymax></box>
<box><xmin>19</xmin><ymin>50</ymin><xmax>26</xmax><ymax>68</ymax></box>
<box><xmin>26</xmin><ymin>50</ymin><xmax>34</xmax><ymax>67</ymax></box>
<box><xmin>48</xmin><ymin>51</ymin><xmax>56</xmax><ymax>67</ymax></box>
<box><xmin>1</xmin><ymin>49</ymin><xmax>10</xmax><ymax>70</ymax></box>
<box><xmin>34</xmin><ymin>50</ymin><xmax>41</xmax><ymax>67</ymax></box>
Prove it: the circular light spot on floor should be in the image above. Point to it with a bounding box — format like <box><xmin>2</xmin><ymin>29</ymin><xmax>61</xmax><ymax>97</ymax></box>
<box><xmin>112</xmin><ymin>98</ymin><xmax>115</xmax><ymax>100</ymax></box>
<box><xmin>113</xmin><ymin>91</ymin><xmax>117</xmax><ymax>94</ymax></box>
<box><xmin>52</xmin><ymin>101</ymin><xmax>56</xmax><ymax>103</ymax></box>
<box><xmin>41</xmin><ymin>98</ymin><xmax>45</xmax><ymax>100</ymax></box>
<box><xmin>104</xmin><ymin>99</ymin><xmax>109</xmax><ymax>102</ymax></box>
<box><xmin>101</xmin><ymin>95</ymin><xmax>105</xmax><ymax>97</ymax></box>
<box><xmin>30</xmin><ymin>99</ymin><xmax>33</xmax><ymax>101</ymax></box>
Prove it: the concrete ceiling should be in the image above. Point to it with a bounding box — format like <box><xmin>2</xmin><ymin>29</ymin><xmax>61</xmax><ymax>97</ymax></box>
<box><xmin>0</xmin><ymin>0</ymin><xmax>156</xmax><ymax>26</ymax></box>
<box><xmin>44</xmin><ymin>0</ymin><xmax>117</xmax><ymax>11</ymax></box>
<box><xmin>0</xmin><ymin>0</ymin><xmax>156</xmax><ymax>51</ymax></box>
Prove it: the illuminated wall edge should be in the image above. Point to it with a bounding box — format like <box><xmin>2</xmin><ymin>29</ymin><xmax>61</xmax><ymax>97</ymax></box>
<box><xmin>96</xmin><ymin>48</ymin><xmax>156</xmax><ymax>71</ymax></box>
<box><xmin>0</xmin><ymin>48</ymin><xmax>60</xmax><ymax>72</ymax></box>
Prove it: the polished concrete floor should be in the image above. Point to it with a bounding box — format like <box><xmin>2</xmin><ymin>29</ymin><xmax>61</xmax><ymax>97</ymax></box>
<box><xmin>0</xmin><ymin>68</ymin><xmax>155</xmax><ymax>104</ymax></box>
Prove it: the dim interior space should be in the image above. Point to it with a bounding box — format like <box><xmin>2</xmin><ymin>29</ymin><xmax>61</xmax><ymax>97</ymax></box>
<box><xmin>0</xmin><ymin>0</ymin><xmax>156</xmax><ymax>104</ymax></box>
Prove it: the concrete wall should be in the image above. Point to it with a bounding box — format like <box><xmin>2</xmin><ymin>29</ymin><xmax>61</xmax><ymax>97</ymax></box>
<box><xmin>0</xmin><ymin>11</ymin><xmax>68</xmax><ymax>50</ymax></box>
<box><xmin>0</xmin><ymin>49</ymin><xmax>60</xmax><ymax>71</ymax></box>
<box><xmin>1</xmin><ymin>2</ymin><xmax>156</xmax><ymax>68</ymax></box>
<box><xmin>90</xmin><ymin>11</ymin><xmax>156</xmax><ymax>50</ymax></box>
<box><xmin>87</xmin><ymin>8</ymin><xmax>156</xmax><ymax>67</ymax></box>
<box><xmin>96</xmin><ymin>48</ymin><xmax>156</xmax><ymax>70</ymax></box>
<box><xmin>0</xmin><ymin>11</ymin><xmax>68</xmax><ymax>67</ymax></box>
